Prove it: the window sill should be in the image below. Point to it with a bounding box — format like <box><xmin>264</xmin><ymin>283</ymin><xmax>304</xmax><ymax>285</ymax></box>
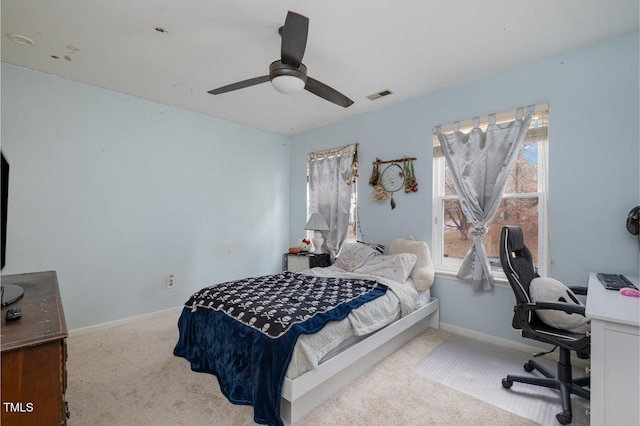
<box><xmin>434</xmin><ymin>269</ymin><xmax>510</xmax><ymax>289</ymax></box>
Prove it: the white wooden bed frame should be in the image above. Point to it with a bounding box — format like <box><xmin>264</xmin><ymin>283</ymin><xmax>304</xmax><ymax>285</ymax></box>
<box><xmin>280</xmin><ymin>297</ymin><xmax>440</xmax><ymax>424</ymax></box>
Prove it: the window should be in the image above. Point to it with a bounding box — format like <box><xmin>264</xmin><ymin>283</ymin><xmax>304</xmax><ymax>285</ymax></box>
<box><xmin>306</xmin><ymin>145</ymin><xmax>358</xmax><ymax>243</ymax></box>
<box><xmin>307</xmin><ymin>174</ymin><xmax>357</xmax><ymax>241</ymax></box>
<box><xmin>432</xmin><ymin>104</ymin><xmax>549</xmax><ymax>278</ymax></box>
<box><xmin>346</xmin><ymin>184</ymin><xmax>358</xmax><ymax>240</ymax></box>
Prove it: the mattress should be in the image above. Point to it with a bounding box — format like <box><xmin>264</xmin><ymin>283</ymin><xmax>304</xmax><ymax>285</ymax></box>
<box><xmin>286</xmin><ymin>266</ymin><xmax>421</xmax><ymax>379</ymax></box>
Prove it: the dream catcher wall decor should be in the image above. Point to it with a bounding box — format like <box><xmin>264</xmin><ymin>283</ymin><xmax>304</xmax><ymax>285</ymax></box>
<box><xmin>369</xmin><ymin>157</ymin><xmax>418</xmax><ymax>209</ymax></box>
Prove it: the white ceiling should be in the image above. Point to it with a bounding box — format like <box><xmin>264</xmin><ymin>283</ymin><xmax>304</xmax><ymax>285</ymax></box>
<box><xmin>2</xmin><ymin>0</ymin><xmax>638</xmax><ymax>135</ymax></box>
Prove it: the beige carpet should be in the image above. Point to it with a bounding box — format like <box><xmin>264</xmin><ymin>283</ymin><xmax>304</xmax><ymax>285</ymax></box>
<box><xmin>66</xmin><ymin>309</ymin><xmax>538</xmax><ymax>425</ymax></box>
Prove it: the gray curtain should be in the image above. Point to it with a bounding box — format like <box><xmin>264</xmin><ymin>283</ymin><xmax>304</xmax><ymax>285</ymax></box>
<box><xmin>436</xmin><ymin>106</ymin><xmax>534</xmax><ymax>290</ymax></box>
<box><xmin>308</xmin><ymin>144</ymin><xmax>357</xmax><ymax>258</ymax></box>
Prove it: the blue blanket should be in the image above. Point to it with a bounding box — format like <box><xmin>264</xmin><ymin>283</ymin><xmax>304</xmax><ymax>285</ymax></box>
<box><xmin>173</xmin><ymin>272</ymin><xmax>387</xmax><ymax>426</ymax></box>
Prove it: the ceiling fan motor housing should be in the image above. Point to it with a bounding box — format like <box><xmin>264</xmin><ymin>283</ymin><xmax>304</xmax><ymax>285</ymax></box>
<box><xmin>269</xmin><ymin>60</ymin><xmax>307</xmax><ymax>83</ymax></box>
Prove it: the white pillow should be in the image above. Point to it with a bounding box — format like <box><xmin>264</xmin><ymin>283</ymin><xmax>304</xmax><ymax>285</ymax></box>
<box><xmin>356</xmin><ymin>241</ymin><xmax>385</xmax><ymax>255</ymax></box>
<box><xmin>388</xmin><ymin>239</ymin><xmax>435</xmax><ymax>291</ymax></box>
<box><xmin>354</xmin><ymin>253</ymin><xmax>418</xmax><ymax>283</ymax></box>
<box><xmin>529</xmin><ymin>277</ymin><xmax>590</xmax><ymax>334</ymax></box>
<box><xmin>334</xmin><ymin>241</ymin><xmax>378</xmax><ymax>272</ymax></box>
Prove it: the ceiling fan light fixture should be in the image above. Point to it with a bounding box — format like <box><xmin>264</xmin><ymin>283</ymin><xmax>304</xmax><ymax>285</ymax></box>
<box><xmin>271</xmin><ymin>75</ymin><xmax>305</xmax><ymax>94</ymax></box>
<box><xmin>269</xmin><ymin>60</ymin><xmax>307</xmax><ymax>95</ymax></box>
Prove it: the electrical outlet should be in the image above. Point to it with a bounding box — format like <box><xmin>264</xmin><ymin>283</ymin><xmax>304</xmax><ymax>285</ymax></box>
<box><xmin>167</xmin><ymin>274</ymin><xmax>175</xmax><ymax>289</ymax></box>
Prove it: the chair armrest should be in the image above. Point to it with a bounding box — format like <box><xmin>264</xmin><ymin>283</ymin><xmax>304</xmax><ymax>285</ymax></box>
<box><xmin>519</xmin><ymin>301</ymin><xmax>586</xmax><ymax>317</ymax></box>
<box><xmin>568</xmin><ymin>286</ymin><xmax>588</xmax><ymax>295</ymax></box>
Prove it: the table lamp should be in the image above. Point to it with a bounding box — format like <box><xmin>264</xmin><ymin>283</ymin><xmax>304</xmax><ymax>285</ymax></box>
<box><xmin>304</xmin><ymin>213</ymin><xmax>329</xmax><ymax>254</ymax></box>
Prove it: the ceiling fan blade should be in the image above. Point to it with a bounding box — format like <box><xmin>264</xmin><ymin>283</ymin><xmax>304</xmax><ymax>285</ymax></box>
<box><xmin>207</xmin><ymin>75</ymin><xmax>270</xmax><ymax>95</ymax></box>
<box><xmin>305</xmin><ymin>77</ymin><xmax>354</xmax><ymax>108</ymax></box>
<box><xmin>280</xmin><ymin>11</ymin><xmax>308</xmax><ymax>67</ymax></box>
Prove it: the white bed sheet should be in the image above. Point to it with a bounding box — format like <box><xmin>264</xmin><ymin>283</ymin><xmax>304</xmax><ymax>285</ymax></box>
<box><xmin>285</xmin><ymin>265</ymin><xmax>420</xmax><ymax>379</ymax></box>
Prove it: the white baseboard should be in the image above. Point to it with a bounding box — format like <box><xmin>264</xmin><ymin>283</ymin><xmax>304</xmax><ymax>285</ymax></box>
<box><xmin>439</xmin><ymin>322</ymin><xmax>542</xmax><ymax>355</ymax></box>
<box><xmin>70</xmin><ymin>306</ymin><xmax>183</xmax><ymax>337</ymax></box>
<box><xmin>440</xmin><ymin>322</ymin><xmax>590</xmax><ymax>368</ymax></box>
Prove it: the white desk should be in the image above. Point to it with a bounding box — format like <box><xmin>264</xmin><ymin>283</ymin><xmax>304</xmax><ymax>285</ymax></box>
<box><xmin>585</xmin><ymin>273</ymin><xmax>640</xmax><ymax>426</ymax></box>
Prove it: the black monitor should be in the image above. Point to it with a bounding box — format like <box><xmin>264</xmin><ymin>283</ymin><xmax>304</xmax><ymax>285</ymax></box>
<box><xmin>1</xmin><ymin>150</ymin><xmax>7</xmax><ymax>270</ymax></box>
<box><xmin>1</xmin><ymin>151</ymin><xmax>24</xmax><ymax>306</ymax></box>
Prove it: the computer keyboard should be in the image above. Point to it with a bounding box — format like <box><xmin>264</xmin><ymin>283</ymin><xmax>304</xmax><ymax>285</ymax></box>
<box><xmin>596</xmin><ymin>273</ymin><xmax>639</xmax><ymax>290</ymax></box>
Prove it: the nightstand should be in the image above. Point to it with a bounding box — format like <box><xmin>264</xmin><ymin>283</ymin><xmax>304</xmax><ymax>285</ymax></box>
<box><xmin>282</xmin><ymin>252</ymin><xmax>331</xmax><ymax>272</ymax></box>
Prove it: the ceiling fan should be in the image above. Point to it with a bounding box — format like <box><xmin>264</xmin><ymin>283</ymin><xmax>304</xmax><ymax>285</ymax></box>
<box><xmin>208</xmin><ymin>11</ymin><xmax>354</xmax><ymax>108</ymax></box>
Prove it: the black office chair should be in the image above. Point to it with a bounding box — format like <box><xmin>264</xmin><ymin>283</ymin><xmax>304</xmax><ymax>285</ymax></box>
<box><xmin>499</xmin><ymin>226</ymin><xmax>590</xmax><ymax>425</ymax></box>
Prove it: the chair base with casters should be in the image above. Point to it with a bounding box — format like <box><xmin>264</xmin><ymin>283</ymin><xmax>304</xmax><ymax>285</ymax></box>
<box><xmin>501</xmin><ymin>347</ymin><xmax>590</xmax><ymax>425</ymax></box>
<box><xmin>499</xmin><ymin>225</ymin><xmax>590</xmax><ymax>425</ymax></box>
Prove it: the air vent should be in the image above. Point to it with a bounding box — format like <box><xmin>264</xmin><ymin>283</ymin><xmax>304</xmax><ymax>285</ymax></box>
<box><xmin>367</xmin><ymin>90</ymin><xmax>393</xmax><ymax>101</ymax></box>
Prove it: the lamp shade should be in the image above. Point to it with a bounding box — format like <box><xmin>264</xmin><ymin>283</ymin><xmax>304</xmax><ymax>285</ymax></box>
<box><xmin>304</xmin><ymin>213</ymin><xmax>329</xmax><ymax>231</ymax></box>
<box><xmin>271</xmin><ymin>75</ymin><xmax>306</xmax><ymax>94</ymax></box>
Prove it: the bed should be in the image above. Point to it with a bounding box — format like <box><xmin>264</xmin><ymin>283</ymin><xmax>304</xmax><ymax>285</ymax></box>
<box><xmin>174</xmin><ymin>239</ymin><xmax>440</xmax><ymax>425</ymax></box>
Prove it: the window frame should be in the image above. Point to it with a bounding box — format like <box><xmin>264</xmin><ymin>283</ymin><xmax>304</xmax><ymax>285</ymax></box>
<box><xmin>431</xmin><ymin>105</ymin><xmax>549</xmax><ymax>281</ymax></box>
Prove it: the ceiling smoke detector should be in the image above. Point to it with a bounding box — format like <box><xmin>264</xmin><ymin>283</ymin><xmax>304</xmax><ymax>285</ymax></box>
<box><xmin>367</xmin><ymin>90</ymin><xmax>393</xmax><ymax>101</ymax></box>
<box><xmin>7</xmin><ymin>33</ymin><xmax>35</xmax><ymax>46</ymax></box>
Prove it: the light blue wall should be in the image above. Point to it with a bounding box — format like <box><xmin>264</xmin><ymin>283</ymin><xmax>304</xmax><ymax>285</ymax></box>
<box><xmin>290</xmin><ymin>32</ymin><xmax>640</xmax><ymax>343</ymax></box>
<box><xmin>2</xmin><ymin>32</ymin><xmax>638</xmax><ymax>340</ymax></box>
<box><xmin>1</xmin><ymin>63</ymin><xmax>290</xmax><ymax>329</ymax></box>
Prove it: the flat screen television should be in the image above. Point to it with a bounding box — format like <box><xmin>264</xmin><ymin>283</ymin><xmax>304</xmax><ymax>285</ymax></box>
<box><xmin>1</xmin><ymin>150</ymin><xmax>7</xmax><ymax>270</ymax></box>
<box><xmin>1</xmin><ymin>150</ymin><xmax>24</xmax><ymax>306</ymax></box>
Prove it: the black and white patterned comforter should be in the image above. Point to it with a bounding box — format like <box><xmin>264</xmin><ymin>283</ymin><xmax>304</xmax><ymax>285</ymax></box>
<box><xmin>185</xmin><ymin>272</ymin><xmax>383</xmax><ymax>339</ymax></box>
<box><xmin>174</xmin><ymin>271</ymin><xmax>390</xmax><ymax>426</ymax></box>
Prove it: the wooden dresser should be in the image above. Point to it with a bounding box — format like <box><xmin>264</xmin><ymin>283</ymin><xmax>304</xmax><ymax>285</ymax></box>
<box><xmin>1</xmin><ymin>271</ymin><xmax>69</xmax><ymax>425</ymax></box>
